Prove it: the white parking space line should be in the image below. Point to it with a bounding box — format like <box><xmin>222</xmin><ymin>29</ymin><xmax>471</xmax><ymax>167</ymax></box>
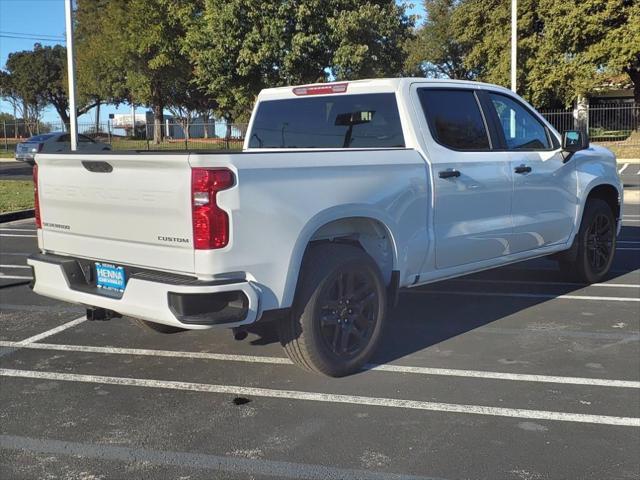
<box><xmin>0</xmin><ymin>435</ymin><xmax>439</xmax><ymax>480</ymax></box>
<box><xmin>0</xmin><ymin>234</ymin><xmax>37</xmax><ymax>238</ymax></box>
<box><xmin>15</xmin><ymin>317</ymin><xmax>86</xmax><ymax>345</ymax></box>
<box><xmin>617</xmin><ymin>247</ymin><xmax>640</xmax><ymax>251</ymax></box>
<box><xmin>1</xmin><ymin>368</ymin><xmax>638</xmax><ymax>426</ymax></box>
<box><xmin>482</xmin><ymin>327</ymin><xmax>639</xmax><ymax>341</ymax></box>
<box><xmin>619</xmin><ymin>163</ymin><xmax>629</xmax><ymax>174</ymax></box>
<box><xmin>1</xmin><ymin>340</ymin><xmax>638</xmax><ymax>389</ymax></box>
<box><xmin>406</xmin><ymin>290</ymin><xmax>640</xmax><ymax>302</ymax></box>
<box><xmin>0</xmin><ymin>265</ymin><xmax>30</xmax><ymax>269</ymax></box>
<box><xmin>0</xmin><ymin>228</ymin><xmax>36</xmax><ymax>232</ymax></box>
<box><xmin>366</xmin><ymin>364</ymin><xmax>640</xmax><ymax>388</ymax></box>
<box><xmin>453</xmin><ymin>278</ymin><xmax>639</xmax><ymax>289</ymax></box>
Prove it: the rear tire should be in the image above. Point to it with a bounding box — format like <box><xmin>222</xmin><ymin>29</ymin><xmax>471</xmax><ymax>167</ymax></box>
<box><xmin>278</xmin><ymin>243</ymin><xmax>387</xmax><ymax>377</ymax></box>
<box><xmin>559</xmin><ymin>198</ymin><xmax>616</xmax><ymax>284</ymax></box>
<box><xmin>133</xmin><ymin>319</ymin><xmax>187</xmax><ymax>334</ymax></box>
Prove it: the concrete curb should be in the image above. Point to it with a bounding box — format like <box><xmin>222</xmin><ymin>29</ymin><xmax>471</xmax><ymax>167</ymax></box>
<box><xmin>617</xmin><ymin>158</ymin><xmax>640</xmax><ymax>164</ymax></box>
<box><xmin>0</xmin><ymin>209</ymin><xmax>35</xmax><ymax>223</ymax></box>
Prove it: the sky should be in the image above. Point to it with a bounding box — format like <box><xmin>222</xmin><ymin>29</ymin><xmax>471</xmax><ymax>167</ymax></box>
<box><xmin>0</xmin><ymin>0</ymin><xmax>424</xmax><ymax>124</ymax></box>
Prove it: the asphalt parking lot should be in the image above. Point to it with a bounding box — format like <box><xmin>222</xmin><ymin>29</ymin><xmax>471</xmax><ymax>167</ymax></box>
<box><xmin>1</xmin><ymin>204</ymin><xmax>639</xmax><ymax>479</ymax></box>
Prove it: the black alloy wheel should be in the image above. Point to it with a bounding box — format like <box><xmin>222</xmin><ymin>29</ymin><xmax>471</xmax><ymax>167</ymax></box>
<box><xmin>585</xmin><ymin>212</ymin><xmax>614</xmax><ymax>274</ymax></box>
<box><xmin>317</xmin><ymin>269</ymin><xmax>378</xmax><ymax>359</ymax></box>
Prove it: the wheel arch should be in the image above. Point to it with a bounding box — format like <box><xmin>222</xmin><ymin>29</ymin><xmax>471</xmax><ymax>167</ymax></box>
<box><xmin>549</xmin><ymin>180</ymin><xmax>621</xmax><ymax>264</ymax></box>
<box><xmin>584</xmin><ymin>183</ymin><xmax>621</xmax><ymax>222</ymax></box>
<box><xmin>281</xmin><ymin>207</ymin><xmax>399</xmax><ymax>308</ymax></box>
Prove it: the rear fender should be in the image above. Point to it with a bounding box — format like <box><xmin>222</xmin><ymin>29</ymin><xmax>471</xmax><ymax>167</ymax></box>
<box><xmin>281</xmin><ymin>205</ymin><xmax>399</xmax><ymax>308</ymax></box>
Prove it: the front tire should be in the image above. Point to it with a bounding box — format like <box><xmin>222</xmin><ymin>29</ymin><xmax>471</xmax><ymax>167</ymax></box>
<box><xmin>560</xmin><ymin>198</ymin><xmax>617</xmax><ymax>283</ymax></box>
<box><xmin>278</xmin><ymin>243</ymin><xmax>387</xmax><ymax>377</ymax></box>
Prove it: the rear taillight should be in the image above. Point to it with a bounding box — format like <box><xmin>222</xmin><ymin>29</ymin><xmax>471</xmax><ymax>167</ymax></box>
<box><xmin>33</xmin><ymin>164</ymin><xmax>42</xmax><ymax>229</ymax></box>
<box><xmin>191</xmin><ymin>168</ymin><xmax>234</xmax><ymax>249</ymax></box>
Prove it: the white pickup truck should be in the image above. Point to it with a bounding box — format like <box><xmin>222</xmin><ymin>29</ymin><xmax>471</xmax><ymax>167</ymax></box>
<box><xmin>28</xmin><ymin>78</ymin><xmax>622</xmax><ymax>376</ymax></box>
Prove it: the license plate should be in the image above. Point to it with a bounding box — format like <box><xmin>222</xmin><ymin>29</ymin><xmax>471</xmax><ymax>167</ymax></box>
<box><xmin>95</xmin><ymin>263</ymin><xmax>126</xmax><ymax>291</ymax></box>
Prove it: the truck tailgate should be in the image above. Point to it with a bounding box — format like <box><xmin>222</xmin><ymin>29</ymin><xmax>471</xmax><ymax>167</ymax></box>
<box><xmin>36</xmin><ymin>153</ymin><xmax>195</xmax><ymax>273</ymax></box>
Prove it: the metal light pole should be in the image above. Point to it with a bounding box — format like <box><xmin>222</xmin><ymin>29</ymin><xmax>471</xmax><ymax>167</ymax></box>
<box><xmin>64</xmin><ymin>0</ymin><xmax>78</xmax><ymax>151</ymax></box>
<box><xmin>510</xmin><ymin>0</ymin><xmax>517</xmax><ymax>93</ymax></box>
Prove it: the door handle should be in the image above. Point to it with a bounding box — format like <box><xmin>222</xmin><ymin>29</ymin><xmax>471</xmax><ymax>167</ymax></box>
<box><xmin>514</xmin><ymin>165</ymin><xmax>532</xmax><ymax>174</ymax></box>
<box><xmin>439</xmin><ymin>169</ymin><xmax>461</xmax><ymax>179</ymax></box>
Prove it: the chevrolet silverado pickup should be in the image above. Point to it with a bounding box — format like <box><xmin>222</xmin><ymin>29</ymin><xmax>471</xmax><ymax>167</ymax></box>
<box><xmin>28</xmin><ymin>78</ymin><xmax>623</xmax><ymax>376</ymax></box>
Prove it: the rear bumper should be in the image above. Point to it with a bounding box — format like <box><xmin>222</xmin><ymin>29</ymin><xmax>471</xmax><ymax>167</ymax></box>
<box><xmin>27</xmin><ymin>253</ymin><xmax>260</xmax><ymax>330</ymax></box>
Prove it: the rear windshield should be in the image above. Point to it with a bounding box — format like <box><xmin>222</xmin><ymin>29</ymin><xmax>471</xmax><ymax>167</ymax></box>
<box><xmin>248</xmin><ymin>93</ymin><xmax>405</xmax><ymax>149</ymax></box>
<box><xmin>27</xmin><ymin>133</ymin><xmax>56</xmax><ymax>142</ymax></box>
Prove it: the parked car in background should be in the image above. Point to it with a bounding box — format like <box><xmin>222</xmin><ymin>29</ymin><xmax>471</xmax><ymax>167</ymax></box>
<box><xmin>15</xmin><ymin>132</ymin><xmax>111</xmax><ymax>164</ymax></box>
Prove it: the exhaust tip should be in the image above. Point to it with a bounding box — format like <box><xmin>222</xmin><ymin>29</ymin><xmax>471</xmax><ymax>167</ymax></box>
<box><xmin>233</xmin><ymin>328</ymin><xmax>248</xmax><ymax>341</ymax></box>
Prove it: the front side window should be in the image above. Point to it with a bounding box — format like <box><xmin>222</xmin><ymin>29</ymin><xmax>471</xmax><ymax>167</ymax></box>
<box><xmin>248</xmin><ymin>93</ymin><xmax>404</xmax><ymax>149</ymax></box>
<box><xmin>418</xmin><ymin>89</ymin><xmax>490</xmax><ymax>150</ymax></box>
<box><xmin>488</xmin><ymin>93</ymin><xmax>550</xmax><ymax>150</ymax></box>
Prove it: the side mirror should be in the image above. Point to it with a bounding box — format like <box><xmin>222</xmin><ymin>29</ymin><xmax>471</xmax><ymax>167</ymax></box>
<box><xmin>562</xmin><ymin>130</ymin><xmax>589</xmax><ymax>152</ymax></box>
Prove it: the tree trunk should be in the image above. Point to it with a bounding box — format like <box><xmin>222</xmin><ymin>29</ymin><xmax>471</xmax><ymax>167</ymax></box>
<box><xmin>225</xmin><ymin>120</ymin><xmax>232</xmax><ymax>140</ymax></box>
<box><xmin>57</xmin><ymin>109</ymin><xmax>71</xmax><ymax>132</ymax></box>
<box><xmin>574</xmin><ymin>95</ymin><xmax>589</xmax><ymax>132</ymax></box>
<box><xmin>202</xmin><ymin>112</ymin><xmax>209</xmax><ymax>139</ymax></box>
<box><xmin>153</xmin><ymin>103</ymin><xmax>163</xmax><ymax>144</ymax></box>
<box><xmin>13</xmin><ymin>104</ymin><xmax>17</xmax><ymax>139</ymax></box>
<box><xmin>179</xmin><ymin>119</ymin><xmax>190</xmax><ymax>141</ymax></box>
<box><xmin>94</xmin><ymin>103</ymin><xmax>101</xmax><ymax>134</ymax></box>
<box><xmin>22</xmin><ymin>100</ymin><xmax>31</xmax><ymax>137</ymax></box>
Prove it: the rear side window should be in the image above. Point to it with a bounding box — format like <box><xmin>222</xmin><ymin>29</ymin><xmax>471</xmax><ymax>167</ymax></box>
<box><xmin>248</xmin><ymin>93</ymin><xmax>404</xmax><ymax>149</ymax></box>
<box><xmin>488</xmin><ymin>93</ymin><xmax>550</xmax><ymax>150</ymax></box>
<box><xmin>418</xmin><ymin>89</ymin><xmax>490</xmax><ymax>150</ymax></box>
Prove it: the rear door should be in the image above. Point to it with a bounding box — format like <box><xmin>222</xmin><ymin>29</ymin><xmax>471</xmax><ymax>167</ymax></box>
<box><xmin>484</xmin><ymin>92</ymin><xmax>577</xmax><ymax>253</ymax></box>
<box><xmin>416</xmin><ymin>87</ymin><xmax>514</xmax><ymax>269</ymax></box>
<box><xmin>37</xmin><ymin>153</ymin><xmax>195</xmax><ymax>273</ymax></box>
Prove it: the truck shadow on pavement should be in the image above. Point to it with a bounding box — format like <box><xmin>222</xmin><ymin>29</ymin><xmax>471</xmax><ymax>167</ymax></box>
<box><xmin>371</xmin><ymin>224</ymin><xmax>640</xmax><ymax>366</ymax></box>
<box><xmin>247</xmin><ymin>225</ymin><xmax>640</xmax><ymax>368</ymax></box>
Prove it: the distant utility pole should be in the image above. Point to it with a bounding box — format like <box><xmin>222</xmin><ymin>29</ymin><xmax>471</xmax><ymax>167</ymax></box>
<box><xmin>510</xmin><ymin>0</ymin><xmax>517</xmax><ymax>93</ymax></box>
<box><xmin>64</xmin><ymin>0</ymin><xmax>78</xmax><ymax>151</ymax></box>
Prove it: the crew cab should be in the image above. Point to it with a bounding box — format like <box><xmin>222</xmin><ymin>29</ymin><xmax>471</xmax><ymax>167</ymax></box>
<box><xmin>28</xmin><ymin>78</ymin><xmax>623</xmax><ymax>376</ymax></box>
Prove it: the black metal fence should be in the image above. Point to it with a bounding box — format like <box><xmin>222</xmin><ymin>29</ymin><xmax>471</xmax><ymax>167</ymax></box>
<box><xmin>539</xmin><ymin>104</ymin><xmax>639</xmax><ymax>145</ymax></box>
<box><xmin>1</xmin><ymin>121</ymin><xmax>247</xmax><ymax>152</ymax></box>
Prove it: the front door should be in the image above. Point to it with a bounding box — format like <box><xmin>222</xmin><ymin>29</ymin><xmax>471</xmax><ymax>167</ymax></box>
<box><xmin>417</xmin><ymin>88</ymin><xmax>514</xmax><ymax>269</ymax></box>
<box><xmin>485</xmin><ymin>92</ymin><xmax>578</xmax><ymax>253</ymax></box>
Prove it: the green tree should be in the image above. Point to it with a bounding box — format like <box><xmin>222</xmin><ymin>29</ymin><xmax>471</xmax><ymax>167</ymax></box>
<box><xmin>2</xmin><ymin>46</ymin><xmax>57</xmax><ymax>132</ymax></box>
<box><xmin>453</xmin><ymin>0</ymin><xmax>640</xmax><ymax>106</ymax></box>
<box><xmin>3</xmin><ymin>44</ymin><xmax>102</xmax><ymax>128</ymax></box>
<box><xmin>405</xmin><ymin>0</ymin><xmax>476</xmax><ymax>79</ymax></box>
<box><xmin>75</xmin><ymin>0</ymin><xmax>129</xmax><ymax>131</ymax></box>
<box><xmin>187</xmin><ymin>0</ymin><xmax>414</xmax><ymax>123</ymax></box>
<box><xmin>76</xmin><ymin>0</ymin><xmax>200</xmax><ymax>143</ymax></box>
